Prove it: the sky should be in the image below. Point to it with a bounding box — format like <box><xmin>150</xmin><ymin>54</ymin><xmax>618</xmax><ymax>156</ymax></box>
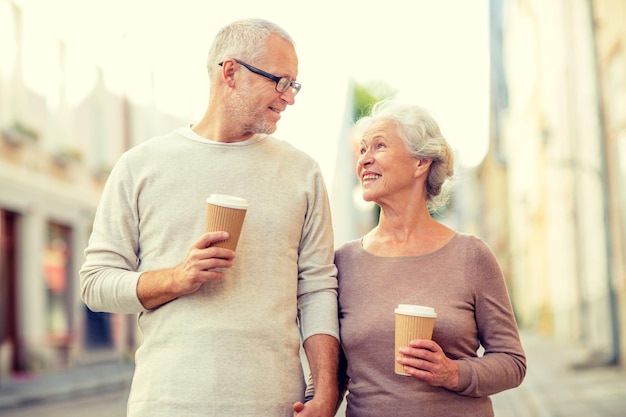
<box><xmin>17</xmin><ymin>0</ymin><xmax>490</xmax><ymax>182</ymax></box>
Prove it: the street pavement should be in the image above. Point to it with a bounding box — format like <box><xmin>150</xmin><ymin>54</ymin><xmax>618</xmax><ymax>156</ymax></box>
<box><xmin>0</xmin><ymin>360</ymin><xmax>133</xmax><ymax>412</ymax></box>
<box><xmin>490</xmin><ymin>331</ymin><xmax>626</xmax><ymax>417</ymax></box>
<box><xmin>1</xmin><ymin>331</ymin><xmax>626</xmax><ymax>416</ymax></box>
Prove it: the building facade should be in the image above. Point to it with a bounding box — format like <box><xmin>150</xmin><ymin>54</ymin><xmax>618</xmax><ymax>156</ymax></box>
<box><xmin>483</xmin><ymin>0</ymin><xmax>626</xmax><ymax>367</ymax></box>
<box><xmin>0</xmin><ymin>0</ymin><xmax>186</xmax><ymax>380</ymax></box>
<box><xmin>593</xmin><ymin>0</ymin><xmax>626</xmax><ymax>369</ymax></box>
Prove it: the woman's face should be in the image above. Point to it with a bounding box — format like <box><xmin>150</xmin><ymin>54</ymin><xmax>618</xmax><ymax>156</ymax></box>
<box><xmin>356</xmin><ymin>120</ymin><xmax>419</xmax><ymax>204</ymax></box>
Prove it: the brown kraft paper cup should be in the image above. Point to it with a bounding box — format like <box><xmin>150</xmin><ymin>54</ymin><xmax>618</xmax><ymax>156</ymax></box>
<box><xmin>394</xmin><ymin>304</ymin><xmax>437</xmax><ymax>376</ymax></box>
<box><xmin>205</xmin><ymin>194</ymin><xmax>248</xmax><ymax>251</ymax></box>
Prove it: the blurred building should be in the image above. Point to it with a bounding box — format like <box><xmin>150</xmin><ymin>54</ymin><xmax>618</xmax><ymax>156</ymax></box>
<box><xmin>0</xmin><ymin>0</ymin><xmax>186</xmax><ymax>381</ymax></box>
<box><xmin>481</xmin><ymin>0</ymin><xmax>626</xmax><ymax>368</ymax></box>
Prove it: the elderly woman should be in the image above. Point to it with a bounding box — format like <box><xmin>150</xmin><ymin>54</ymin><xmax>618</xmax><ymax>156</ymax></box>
<box><xmin>335</xmin><ymin>100</ymin><xmax>526</xmax><ymax>417</ymax></box>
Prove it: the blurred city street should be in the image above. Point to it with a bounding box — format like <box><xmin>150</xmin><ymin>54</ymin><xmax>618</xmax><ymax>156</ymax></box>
<box><xmin>1</xmin><ymin>331</ymin><xmax>626</xmax><ymax>417</ymax></box>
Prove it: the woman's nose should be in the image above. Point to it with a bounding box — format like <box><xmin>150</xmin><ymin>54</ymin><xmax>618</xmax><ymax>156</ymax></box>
<box><xmin>358</xmin><ymin>151</ymin><xmax>372</xmax><ymax>166</ymax></box>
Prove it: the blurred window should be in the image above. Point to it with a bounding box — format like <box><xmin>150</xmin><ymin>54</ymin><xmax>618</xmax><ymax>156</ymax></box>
<box><xmin>44</xmin><ymin>222</ymin><xmax>72</xmax><ymax>341</ymax></box>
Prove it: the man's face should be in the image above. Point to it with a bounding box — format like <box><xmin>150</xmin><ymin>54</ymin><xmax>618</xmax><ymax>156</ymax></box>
<box><xmin>228</xmin><ymin>34</ymin><xmax>299</xmax><ymax>135</ymax></box>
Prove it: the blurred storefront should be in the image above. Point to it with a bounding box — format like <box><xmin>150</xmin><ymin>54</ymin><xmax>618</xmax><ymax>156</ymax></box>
<box><xmin>0</xmin><ymin>0</ymin><xmax>183</xmax><ymax>382</ymax></box>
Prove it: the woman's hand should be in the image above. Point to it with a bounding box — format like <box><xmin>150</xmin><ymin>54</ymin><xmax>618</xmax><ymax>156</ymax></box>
<box><xmin>396</xmin><ymin>339</ymin><xmax>459</xmax><ymax>390</ymax></box>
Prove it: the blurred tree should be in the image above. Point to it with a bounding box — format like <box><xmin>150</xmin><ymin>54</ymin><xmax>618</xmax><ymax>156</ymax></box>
<box><xmin>352</xmin><ymin>80</ymin><xmax>396</xmax><ymax>122</ymax></box>
<box><xmin>351</xmin><ymin>81</ymin><xmax>396</xmax><ymax>223</ymax></box>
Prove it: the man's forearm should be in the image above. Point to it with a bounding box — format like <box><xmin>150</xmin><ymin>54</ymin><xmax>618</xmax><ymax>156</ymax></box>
<box><xmin>303</xmin><ymin>334</ymin><xmax>340</xmax><ymax>408</ymax></box>
<box><xmin>137</xmin><ymin>269</ymin><xmax>180</xmax><ymax>310</ymax></box>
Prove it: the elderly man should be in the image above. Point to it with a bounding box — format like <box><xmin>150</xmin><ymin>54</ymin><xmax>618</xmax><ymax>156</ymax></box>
<box><xmin>80</xmin><ymin>18</ymin><xmax>339</xmax><ymax>417</ymax></box>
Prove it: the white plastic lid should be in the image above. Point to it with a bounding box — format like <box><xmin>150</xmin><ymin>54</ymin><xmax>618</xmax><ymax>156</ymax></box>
<box><xmin>394</xmin><ymin>304</ymin><xmax>437</xmax><ymax>318</ymax></box>
<box><xmin>207</xmin><ymin>194</ymin><xmax>248</xmax><ymax>209</ymax></box>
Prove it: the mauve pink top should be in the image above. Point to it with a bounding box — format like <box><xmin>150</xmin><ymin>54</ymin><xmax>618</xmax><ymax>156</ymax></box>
<box><xmin>336</xmin><ymin>233</ymin><xmax>526</xmax><ymax>417</ymax></box>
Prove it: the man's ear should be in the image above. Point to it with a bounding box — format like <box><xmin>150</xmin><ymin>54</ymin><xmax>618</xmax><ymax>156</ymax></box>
<box><xmin>221</xmin><ymin>59</ymin><xmax>237</xmax><ymax>86</ymax></box>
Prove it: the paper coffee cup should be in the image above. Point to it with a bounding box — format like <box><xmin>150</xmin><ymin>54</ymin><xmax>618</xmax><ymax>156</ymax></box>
<box><xmin>205</xmin><ymin>194</ymin><xmax>248</xmax><ymax>250</ymax></box>
<box><xmin>394</xmin><ymin>304</ymin><xmax>437</xmax><ymax>376</ymax></box>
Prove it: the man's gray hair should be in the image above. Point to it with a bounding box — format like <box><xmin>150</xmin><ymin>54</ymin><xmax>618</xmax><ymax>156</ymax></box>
<box><xmin>206</xmin><ymin>19</ymin><xmax>295</xmax><ymax>78</ymax></box>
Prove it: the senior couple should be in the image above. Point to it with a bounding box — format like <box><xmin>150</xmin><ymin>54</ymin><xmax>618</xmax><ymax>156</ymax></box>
<box><xmin>80</xmin><ymin>18</ymin><xmax>526</xmax><ymax>417</ymax></box>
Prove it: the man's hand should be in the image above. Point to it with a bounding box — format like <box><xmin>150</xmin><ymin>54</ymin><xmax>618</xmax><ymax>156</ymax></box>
<box><xmin>293</xmin><ymin>397</ymin><xmax>334</xmax><ymax>417</ymax></box>
<box><xmin>137</xmin><ymin>231</ymin><xmax>236</xmax><ymax>309</ymax></box>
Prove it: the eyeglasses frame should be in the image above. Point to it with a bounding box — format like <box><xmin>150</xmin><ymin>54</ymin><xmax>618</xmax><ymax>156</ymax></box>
<box><xmin>218</xmin><ymin>59</ymin><xmax>301</xmax><ymax>96</ymax></box>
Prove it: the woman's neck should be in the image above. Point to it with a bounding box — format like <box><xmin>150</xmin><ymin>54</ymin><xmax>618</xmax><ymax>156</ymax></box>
<box><xmin>363</xmin><ymin>206</ymin><xmax>455</xmax><ymax>257</ymax></box>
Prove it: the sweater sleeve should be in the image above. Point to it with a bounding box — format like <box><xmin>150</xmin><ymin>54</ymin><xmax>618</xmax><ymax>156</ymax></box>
<box><xmin>296</xmin><ymin>164</ymin><xmax>339</xmax><ymax>342</ymax></box>
<box><xmin>79</xmin><ymin>153</ymin><xmax>146</xmax><ymax>314</ymax></box>
<box><xmin>454</xmin><ymin>238</ymin><xmax>527</xmax><ymax>397</ymax></box>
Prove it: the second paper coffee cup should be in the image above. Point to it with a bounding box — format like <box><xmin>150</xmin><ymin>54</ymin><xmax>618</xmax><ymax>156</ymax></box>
<box><xmin>394</xmin><ymin>304</ymin><xmax>437</xmax><ymax>376</ymax></box>
<box><xmin>205</xmin><ymin>194</ymin><xmax>248</xmax><ymax>250</ymax></box>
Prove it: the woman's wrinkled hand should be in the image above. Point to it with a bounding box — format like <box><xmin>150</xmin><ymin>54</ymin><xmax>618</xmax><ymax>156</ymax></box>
<box><xmin>396</xmin><ymin>339</ymin><xmax>459</xmax><ymax>390</ymax></box>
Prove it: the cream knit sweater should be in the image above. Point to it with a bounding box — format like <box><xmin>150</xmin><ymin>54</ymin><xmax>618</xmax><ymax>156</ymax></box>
<box><xmin>80</xmin><ymin>127</ymin><xmax>339</xmax><ymax>417</ymax></box>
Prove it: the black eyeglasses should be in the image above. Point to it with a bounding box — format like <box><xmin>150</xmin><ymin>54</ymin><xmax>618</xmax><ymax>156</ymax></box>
<box><xmin>218</xmin><ymin>59</ymin><xmax>301</xmax><ymax>96</ymax></box>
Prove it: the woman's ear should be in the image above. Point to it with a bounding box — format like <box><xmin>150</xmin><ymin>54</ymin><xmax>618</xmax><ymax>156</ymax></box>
<box><xmin>414</xmin><ymin>158</ymin><xmax>432</xmax><ymax>177</ymax></box>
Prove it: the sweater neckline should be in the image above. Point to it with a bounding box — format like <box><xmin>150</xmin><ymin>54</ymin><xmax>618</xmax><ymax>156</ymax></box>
<box><xmin>178</xmin><ymin>126</ymin><xmax>269</xmax><ymax>146</ymax></box>
<box><xmin>355</xmin><ymin>232</ymin><xmax>461</xmax><ymax>261</ymax></box>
